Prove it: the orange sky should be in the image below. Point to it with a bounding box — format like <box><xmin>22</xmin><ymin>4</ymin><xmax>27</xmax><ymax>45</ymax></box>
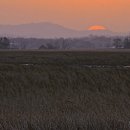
<box><xmin>0</xmin><ymin>0</ymin><xmax>130</xmax><ymax>32</ymax></box>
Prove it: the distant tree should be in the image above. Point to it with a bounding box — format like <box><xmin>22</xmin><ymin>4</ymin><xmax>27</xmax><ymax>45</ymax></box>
<box><xmin>10</xmin><ymin>43</ymin><xmax>19</xmax><ymax>49</ymax></box>
<box><xmin>0</xmin><ymin>37</ymin><xmax>10</xmax><ymax>49</ymax></box>
<box><xmin>39</xmin><ymin>45</ymin><xmax>47</xmax><ymax>49</ymax></box>
<box><xmin>113</xmin><ymin>38</ymin><xmax>123</xmax><ymax>48</ymax></box>
<box><xmin>39</xmin><ymin>38</ymin><xmax>70</xmax><ymax>50</ymax></box>
<box><xmin>46</xmin><ymin>43</ymin><xmax>58</xmax><ymax>49</ymax></box>
<box><xmin>39</xmin><ymin>43</ymin><xmax>59</xmax><ymax>50</ymax></box>
<box><xmin>124</xmin><ymin>37</ymin><xmax>130</xmax><ymax>49</ymax></box>
<box><xmin>60</xmin><ymin>38</ymin><xmax>71</xmax><ymax>49</ymax></box>
<box><xmin>20</xmin><ymin>42</ymin><xmax>27</xmax><ymax>49</ymax></box>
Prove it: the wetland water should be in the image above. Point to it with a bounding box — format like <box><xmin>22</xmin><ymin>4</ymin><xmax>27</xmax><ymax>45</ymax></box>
<box><xmin>21</xmin><ymin>63</ymin><xmax>130</xmax><ymax>68</ymax></box>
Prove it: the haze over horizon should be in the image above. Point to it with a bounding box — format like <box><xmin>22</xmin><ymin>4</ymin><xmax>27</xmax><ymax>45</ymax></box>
<box><xmin>0</xmin><ymin>0</ymin><xmax>129</xmax><ymax>33</ymax></box>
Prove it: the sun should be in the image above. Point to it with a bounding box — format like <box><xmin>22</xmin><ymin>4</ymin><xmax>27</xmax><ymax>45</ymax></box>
<box><xmin>88</xmin><ymin>25</ymin><xmax>107</xmax><ymax>31</ymax></box>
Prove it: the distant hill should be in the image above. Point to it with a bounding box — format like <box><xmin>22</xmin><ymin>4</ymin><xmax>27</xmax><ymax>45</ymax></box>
<box><xmin>0</xmin><ymin>22</ymin><xmax>119</xmax><ymax>38</ymax></box>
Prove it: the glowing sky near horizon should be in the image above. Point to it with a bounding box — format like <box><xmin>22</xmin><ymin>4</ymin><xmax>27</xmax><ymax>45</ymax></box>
<box><xmin>0</xmin><ymin>0</ymin><xmax>130</xmax><ymax>32</ymax></box>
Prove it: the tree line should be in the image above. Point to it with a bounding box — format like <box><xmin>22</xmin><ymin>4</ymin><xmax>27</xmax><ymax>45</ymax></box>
<box><xmin>10</xmin><ymin>36</ymin><xmax>112</xmax><ymax>50</ymax></box>
<box><xmin>0</xmin><ymin>36</ymin><xmax>130</xmax><ymax>50</ymax></box>
<box><xmin>113</xmin><ymin>37</ymin><xmax>130</xmax><ymax>49</ymax></box>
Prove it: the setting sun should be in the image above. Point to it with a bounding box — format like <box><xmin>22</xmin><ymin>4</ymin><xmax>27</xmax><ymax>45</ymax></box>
<box><xmin>88</xmin><ymin>25</ymin><xmax>107</xmax><ymax>31</ymax></box>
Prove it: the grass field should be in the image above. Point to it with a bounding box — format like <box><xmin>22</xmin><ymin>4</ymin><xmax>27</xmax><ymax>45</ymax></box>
<box><xmin>0</xmin><ymin>50</ymin><xmax>130</xmax><ymax>130</ymax></box>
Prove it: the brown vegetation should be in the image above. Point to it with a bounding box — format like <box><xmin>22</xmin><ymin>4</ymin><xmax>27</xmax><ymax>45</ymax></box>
<box><xmin>0</xmin><ymin>51</ymin><xmax>130</xmax><ymax>130</ymax></box>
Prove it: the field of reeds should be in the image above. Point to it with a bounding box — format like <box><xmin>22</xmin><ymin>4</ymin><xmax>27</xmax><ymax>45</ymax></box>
<box><xmin>0</xmin><ymin>50</ymin><xmax>130</xmax><ymax>130</ymax></box>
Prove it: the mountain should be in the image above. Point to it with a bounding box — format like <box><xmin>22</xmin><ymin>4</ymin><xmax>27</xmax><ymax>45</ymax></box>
<box><xmin>0</xmin><ymin>22</ymin><xmax>118</xmax><ymax>38</ymax></box>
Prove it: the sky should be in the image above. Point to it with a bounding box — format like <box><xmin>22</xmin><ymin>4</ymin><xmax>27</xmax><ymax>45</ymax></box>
<box><xmin>0</xmin><ymin>0</ymin><xmax>130</xmax><ymax>32</ymax></box>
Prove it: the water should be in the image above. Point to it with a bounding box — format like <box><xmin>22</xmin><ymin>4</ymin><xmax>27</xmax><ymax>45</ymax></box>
<box><xmin>21</xmin><ymin>64</ymin><xmax>130</xmax><ymax>68</ymax></box>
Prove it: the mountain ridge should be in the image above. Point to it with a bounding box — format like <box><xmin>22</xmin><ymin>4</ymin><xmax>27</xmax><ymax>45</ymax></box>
<box><xmin>0</xmin><ymin>22</ymin><xmax>120</xmax><ymax>38</ymax></box>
